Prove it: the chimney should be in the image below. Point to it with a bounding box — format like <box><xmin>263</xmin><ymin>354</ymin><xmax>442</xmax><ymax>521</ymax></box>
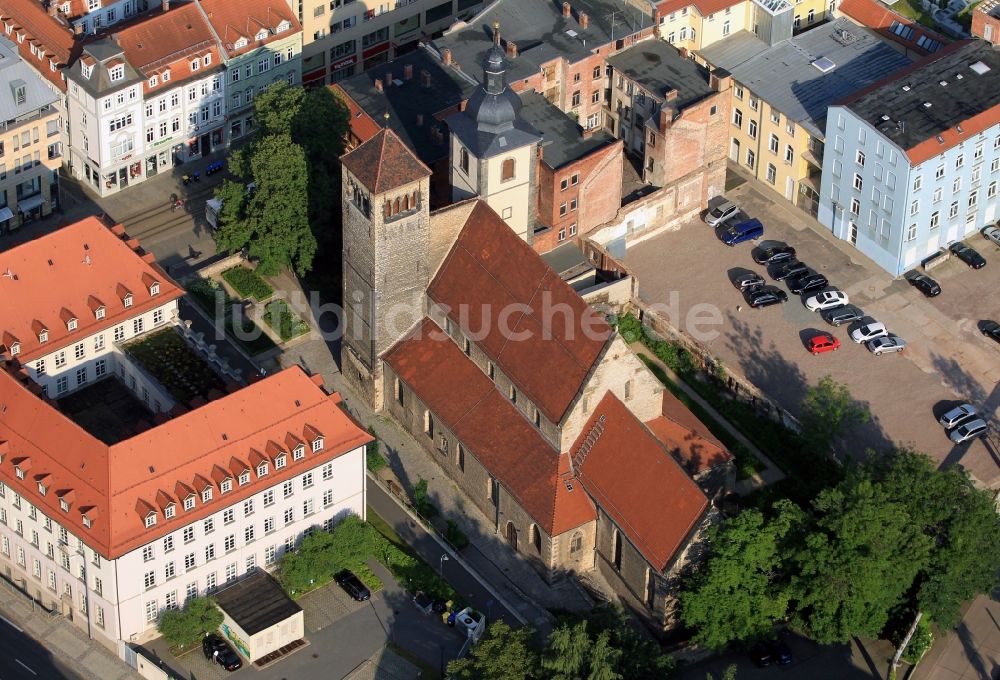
<box><xmin>403</xmin><ymin>64</ymin><xmax>413</xmax><ymax>80</ymax></box>
<box><xmin>506</xmin><ymin>40</ymin><xmax>518</xmax><ymax>58</ymax></box>
<box><xmin>658</xmin><ymin>107</ymin><xmax>671</xmax><ymax>134</ymax></box>
<box><xmin>679</xmin><ymin>47</ymin><xmax>689</xmax><ymax>59</ymax></box>
<box><xmin>652</xmin><ymin>8</ymin><xmax>661</xmax><ymax>36</ymax></box>
<box><xmin>537</xmin><ymin>145</ymin><xmax>544</xmax><ymax>161</ymax></box>
<box><xmin>162</xmin><ymin>0</ymin><xmax>169</xmax><ymax>11</ymax></box>
<box><xmin>459</xmin><ymin>99</ymin><xmax>467</xmax><ymax>112</ymax></box>
<box><xmin>442</xmin><ymin>48</ymin><xmax>452</xmax><ymax>66</ymax></box>
<box><xmin>562</xmin><ymin>2</ymin><xmax>571</xmax><ymax>17</ymax></box>
<box><xmin>709</xmin><ymin>69</ymin><xmax>731</xmax><ymax>92</ymax></box>
<box><xmin>420</xmin><ymin>69</ymin><xmax>431</xmax><ymax>87</ymax></box>
<box><xmin>384</xmin><ymin>73</ymin><xmax>393</xmax><ymax>87</ymax></box>
<box><xmin>374</xmin><ymin>78</ymin><xmax>383</xmax><ymax>92</ymax></box>
<box><xmin>416</xmin><ymin>113</ymin><xmax>424</xmax><ymax>126</ymax></box>
<box><xmin>47</xmin><ymin>2</ymin><xmax>57</xmax><ymax>17</ymax></box>
<box><xmin>73</xmin><ymin>23</ymin><xmax>84</xmax><ymax>35</ymax></box>
<box><xmin>664</xmin><ymin>88</ymin><xmax>678</xmax><ymax>101</ymax></box>
<box><xmin>579</xmin><ymin>12</ymin><xmax>589</xmax><ymax>28</ymax></box>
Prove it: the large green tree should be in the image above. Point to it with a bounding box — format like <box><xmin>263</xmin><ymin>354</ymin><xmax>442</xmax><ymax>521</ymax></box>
<box><xmin>448</xmin><ymin>621</ymin><xmax>538</xmax><ymax>680</ymax></box>
<box><xmin>800</xmin><ymin>375</ymin><xmax>870</xmax><ymax>452</ymax></box>
<box><xmin>157</xmin><ymin>597</ymin><xmax>223</xmax><ymax>648</ymax></box>
<box><xmin>680</xmin><ymin>502</ymin><xmax>802</xmax><ymax>649</ymax></box>
<box><xmin>541</xmin><ymin>620</ymin><xmax>622</xmax><ymax>680</ymax></box>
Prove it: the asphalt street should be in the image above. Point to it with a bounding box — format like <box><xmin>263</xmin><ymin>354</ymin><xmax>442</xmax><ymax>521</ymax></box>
<box><xmin>0</xmin><ymin>613</ymin><xmax>83</xmax><ymax>680</ymax></box>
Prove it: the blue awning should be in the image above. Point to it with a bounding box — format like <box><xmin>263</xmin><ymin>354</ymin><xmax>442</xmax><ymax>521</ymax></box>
<box><xmin>17</xmin><ymin>194</ymin><xmax>45</xmax><ymax>213</ymax></box>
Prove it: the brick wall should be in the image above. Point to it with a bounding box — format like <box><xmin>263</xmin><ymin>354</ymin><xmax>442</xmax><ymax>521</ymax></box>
<box><xmin>972</xmin><ymin>6</ymin><xmax>1000</xmax><ymax>43</ymax></box>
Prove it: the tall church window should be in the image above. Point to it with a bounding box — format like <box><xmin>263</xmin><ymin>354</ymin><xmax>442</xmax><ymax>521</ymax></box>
<box><xmin>501</xmin><ymin>158</ymin><xmax>515</xmax><ymax>182</ymax></box>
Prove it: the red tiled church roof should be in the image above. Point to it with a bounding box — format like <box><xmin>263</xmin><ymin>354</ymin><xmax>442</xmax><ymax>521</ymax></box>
<box><xmin>427</xmin><ymin>202</ymin><xmax>611</xmax><ymax>423</ymax></box>
<box><xmin>645</xmin><ymin>390</ymin><xmax>732</xmax><ymax>474</ymax></box>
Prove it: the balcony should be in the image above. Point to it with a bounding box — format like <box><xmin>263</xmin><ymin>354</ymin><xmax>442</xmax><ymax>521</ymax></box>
<box><xmin>801</xmin><ymin>145</ymin><xmax>823</xmax><ymax>168</ymax></box>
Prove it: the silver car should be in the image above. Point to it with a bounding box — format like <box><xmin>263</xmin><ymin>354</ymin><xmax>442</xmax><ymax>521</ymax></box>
<box><xmin>866</xmin><ymin>335</ymin><xmax>906</xmax><ymax>356</ymax></box>
<box><xmin>949</xmin><ymin>418</ymin><xmax>988</xmax><ymax>443</ymax></box>
<box><xmin>939</xmin><ymin>403</ymin><xmax>977</xmax><ymax>429</ymax></box>
<box><xmin>983</xmin><ymin>225</ymin><xmax>1000</xmax><ymax>247</ymax></box>
<box><xmin>706</xmin><ymin>201</ymin><xmax>739</xmax><ymax>227</ymax></box>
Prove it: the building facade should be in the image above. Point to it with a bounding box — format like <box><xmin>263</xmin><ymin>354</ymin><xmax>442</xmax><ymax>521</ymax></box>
<box><xmin>0</xmin><ymin>36</ymin><xmax>62</xmax><ymax>233</ymax></box>
<box><xmin>972</xmin><ymin>0</ymin><xmax>1000</xmax><ymax>44</ymax></box>
<box><xmin>56</xmin><ymin>0</ymin><xmax>162</xmax><ymax>34</ymax></box>
<box><xmin>818</xmin><ymin>41</ymin><xmax>1000</xmax><ymax>275</ymax></box>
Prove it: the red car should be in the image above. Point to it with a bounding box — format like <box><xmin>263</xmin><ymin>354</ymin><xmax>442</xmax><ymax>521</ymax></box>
<box><xmin>807</xmin><ymin>332</ymin><xmax>840</xmax><ymax>355</ymax></box>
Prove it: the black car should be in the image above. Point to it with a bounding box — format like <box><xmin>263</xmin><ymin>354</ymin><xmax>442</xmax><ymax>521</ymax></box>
<box><xmin>334</xmin><ymin>569</ymin><xmax>371</xmax><ymax>601</ymax></box>
<box><xmin>770</xmin><ymin>639</ymin><xmax>793</xmax><ymax>665</ymax></box>
<box><xmin>949</xmin><ymin>242</ymin><xmax>987</xmax><ymax>269</ymax></box>
<box><xmin>788</xmin><ymin>272</ymin><xmax>829</xmax><ymax>294</ymax></box>
<box><xmin>821</xmin><ymin>304</ymin><xmax>864</xmax><ymax>327</ymax></box>
<box><xmin>907</xmin><ymin>272</ymin><xmax>941</xmax><ymax>297</ymax></box>
<box><xmin>981</xmin><ymin>320</ymin><xmax>1000</xmax><ymax>343</ymax></box>
<box><xmin>748</xmin><ymin>642</ymin><xmax>773</xmax><ymax>667</ymax></box>
<box><xmin>747</xmin><ymin>286</ymin><xmax>788</xmax><ymax>308</ymax></box>
<box><xmin>203</xmin><ymin>634</ymin><xmax>242</xmax><ymax>671</ymax></box>
<box><xmin>733</xmin><ymin>272</ymin><xmax>765</xmax><ymax>290</ymax></box>
<box><xmin>770</xmin><ymin>260</ymin><xmax>809</xmax><ymax>281</ymax></box>
<box><xmin>753</xmin><ymin>243</ymin><xmax>797</xmax><ymax>265</ymax></box>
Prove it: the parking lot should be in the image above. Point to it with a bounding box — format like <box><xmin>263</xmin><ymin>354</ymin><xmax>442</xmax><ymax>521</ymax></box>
<box><xmin>624</xmin><ymin>172</ymin><xmax>1000</xmax><ymax>486</ymax></box>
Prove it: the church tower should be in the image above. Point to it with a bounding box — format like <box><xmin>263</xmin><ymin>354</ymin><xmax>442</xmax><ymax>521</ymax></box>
<box><xmin>448</xmin><ymin>22</ymin><xmax>541</xmax><ymax>244</ymax></box>
<box><xmin>340</xmin><ymin>127</ymin><xmax>432</xmax><ymax>408</ymax></box>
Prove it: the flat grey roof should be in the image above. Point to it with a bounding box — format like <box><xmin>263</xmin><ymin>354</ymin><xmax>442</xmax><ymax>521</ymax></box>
<box><xmin>697</xmin><ymin>30</ymin><xmax>769</xmax><ymax>71</ymax></box>
<box><xmin>0</xmin><ymin>38</ymin><xmax>58</xmax><ymax>122</ymax></box>
<box><xmin>846</xmin><ymin>40</ymin><xmax>1000</xmax><ymax>154</ymax></box>
<box><xmin>541</xmin><ymin>241</ymin><xmax>593</xmax><ymax>278</ymax></box>
<box><xmin>607</xmin><ymin>39</ymin><xmax>715</xmax><ymax>110</ymax></box>
<box><xmin>432</xmin><ymin>0</ymin><xmax>652</xmax><ymax>86</ymax></box>
<box><xmin>519</xmin><ymin>90</ymin><xmax>616</xmax><ymax>168</ymax></box>
<box><xmin>213</xmin><ymin>569</ymin><xmax>302</xmax><ymax>637</ymax></box>
<box><xmin>710</xmin><ymin>18</ymin><xmax>914</xmax><ymax>138</ymax></box>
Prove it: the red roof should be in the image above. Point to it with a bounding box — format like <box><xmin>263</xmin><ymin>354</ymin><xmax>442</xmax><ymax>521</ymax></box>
<box><xmin>198</xmin><ymin>0</ymin><xmax>301</xmax><ymax>58</ymax></box>
<box><xmin>0</xmin><ymin>366</ymin><xmax>371</xmax><ymax>559</ymax></box>
<box><xmin>340</xmin><ymin>127</ymin><xmax>431</xmax><ymax>194</ymax></box>
<box><xmin>427</xmin><ymin>202</ymin><xmax>611</xmax><ymax>424</ymax></box>
<box><xmin>383</xmin><ymin>318</ymin><xmax>596</xmax><ymax>535</ymax></box>
<box><xmin>839</xmin><ymin>0</ymin><xmax>949</xmax><ymax>56</ymax></box>
<box><xmin>656</xmin><ymin>0</ymin><xmax>742</xmax><ymax>18</ymax></box>
<box><xmin>645</xmin><ymin>390</ymin><xmax>732</xmax><ymax>474</ymax></box>
<box><xmin>575</xmin><ymin>392</ymin><xmax>708</xmax><ymax>570</ymax></box>
<box><xmin>0</xmin><ymin>217</ymin><xmax>184</xmax><ymax>362</ymax></box>
<box><xmin>332</xmin><ymin>85</ymin><xmax>382</xmax><ymax>146</ymax></box>
<box><xmin>0</xmin><ymin>0</ymin><xmax>76</xmax><ymax>89</ymax></box>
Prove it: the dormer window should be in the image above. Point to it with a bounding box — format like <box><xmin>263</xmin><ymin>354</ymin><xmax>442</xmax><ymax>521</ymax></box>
<box><xmin>95</xmin><ymin>307</ymin><xmax>105</xmax><ymax>319</ymax></box>
<box><xmin>149</xmin><ymin>282</ymin><xmax>159</xmax><ymax>296</ymax></box>
<box><xmin>144</xmin><ymin>512</ymin><xmax>156</xmax><ymax>528</ymax></box>
<box><xmin>82</xmin><ymin>64</ymin><xmax>93</xmax><ymax>79</ymax></box>
<box><xmin>256</xmin><ymin>29</ymin><xmax>268</xmax><ymax>40</ymax></box>
<box><xmin>67</xmin><ymin>318</ymin><xmax>78</xmax><ymax>331</ymax></box>
<box><xmin>109</xmin><ymin>64</ymin><xmax>125</xmax><ymax>82</ymax></box>
<box><xmin>203</xmin><ymin>54</ymin><xmax>212</xmax><ymax>66</ymax></box>
<box><xmin>238</xmin><ymin>471</ymin><xmax>250</xmax><ymax>485</ymax></box>
<box><xmin>201</xmin><ymin>487</ymin><xmax>212</xmax><ymax>502</ymax></box>
<box><xmin>220</xmin><ymin>479</ymin><xmax>232</xmax><ymax>493</ymax></box>
<box><xmin>38</xmin><ymin>330</ymin><xmax>48</xmax><ymax>343</ymax></box>
<box><xmin>257</xmin><ymin>462</ymin><xmax>268</xmax><ymax>477</ymax></box>
<box><xmin>162</xmin><ymin>70</ymin><xmax>171</xmax><ymax>81</ymax></box>
<box><xmin>148</xmin><ymin>76</ymin><xmax>158</xmax><ymax>87</ymax></box>
<box><xmin>60</xmin><ymin>498</ymin><xmax>70</xmax><ymax>512</ymax></box>
<box><xmin>275</xmin><ymin>454</ymin><xmax>287</xmax><ymax>470</ymax></box>
<box><xmin>164</xmin><ymin>504</ymin><xmax>176</xmax><ymax>519</ymax></box>
<box><xmin>293</xmin><ymin>445</ymin><xmax>305</xmax><ymax>461</ymax></box>
<box><xmin>15</xmin><ymin>467</ymin><xmax>25</xmax><ymax>480</ymax></box>
<box><xmin>123</xmin><ymin>293</ymin><xmax>133</xmax><ymax>308</ymax></box>
<box><xmin>183</xmin><ymin>495</ymin><xmax>195</xmax><ymax>511</ymax></box>
<box><xmin>10</xmin><ymin>343</ymin><xmax>19</xmax><ymax>356</ymax></box>
<box><xmin>83</xmin><ymin>516</ymin><xmax>92</xmax><ymax>528</ymax></box>
<box><xmin>37</xmin><ymin>482</ymin><xmax>46</xmax><ymax>495</ymax></box>
<box><xmin>234</xmin><ymin>37</ymin><xmax>248</xmax><ymax>49</ymax></box>
<box><xmin>190</xmin><ymin>59</ymin><xmax>200</xmax><ymax>71</ymax></box>
<box><xmin>277</xmin><ymin>20</ymin><xmax>290</xmax><ymax>32</ymax></box>
<box><xmin>312</xmin><ymin>437</ymin><xmax>324</xmax><ymax>453</ymax></box>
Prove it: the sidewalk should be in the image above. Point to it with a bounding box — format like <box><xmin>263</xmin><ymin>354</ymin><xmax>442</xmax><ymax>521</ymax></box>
<box><xmin>629</xmin><ymin>342</ymin><xmax>785</xmax><ymax>494</ymax></box>
<box><xmin>0</xmin><ymin>584</ymin><xmax>141</xmax><ymax>680</ymax></box>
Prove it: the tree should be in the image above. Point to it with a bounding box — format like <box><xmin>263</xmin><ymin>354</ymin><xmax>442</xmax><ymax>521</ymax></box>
<box><xmin>790</xmin><ymin>475</ymin><xmax>932</xmax><ymax>644</ymax></box>
<box><xmin>252</xmin><ymin>81</ymin><xmax>305</xmax><ymax>138</ymax></box>
<box><xmin>800</xmin><ymin>375</ymin><xmax>870</xmax><ymax>452</ymax></box>
<box><xmin>215</xmin><ymin>134</ymin><xmax>315</xmax><ymax>275</ymax></box>
<box><xmin>447</xmin><ymin>621</ymin><xmax>538</xmax><ymax>680</ymax></box>
<box><xmin>680</xmin><ymin>502</ymin><xmax>802</xmax><ymax>649</ymax></box>
<box><xmin>707</xmin><ymin>665</ymin><xmax>738</xmax><ymax>680</ymax></box>
<box><xmin>541</xmin><ymin>621</ymin><xmax>622</xmax><ymax>680</ymax></box>
<box><xmin>157</xmin><ymin>597</ymin><xmax>223</xmax><ymax>648</ymax></box>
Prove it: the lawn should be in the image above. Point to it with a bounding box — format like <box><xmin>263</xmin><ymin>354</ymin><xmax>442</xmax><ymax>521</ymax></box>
<box><xmin>263</xmin><ymin>299</ymin><xmax>310</xmax><ymax>341</ymax></box>
<box><xmin>186</xmin><ymin>277</ymin><xmax>277</xmax><ymax>356</ymax></box>
<box><xmin>124</xmin><ymin>328</ymin><xmax>226</xmax><ymax>403</ymax></box>
<box><xmin>889</xmin><ymin>0</ymin><xmax>941</xmax><ymax>29</ymax></box>
<box><xmin>221</xmin><ymin>266</ymin><xmax>274</xmax><ymax>301</ymax></box>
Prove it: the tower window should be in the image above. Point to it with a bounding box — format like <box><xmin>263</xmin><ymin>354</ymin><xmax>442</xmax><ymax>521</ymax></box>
<box><xmin>501</xmin><ymin>158</ymin><xmax>515</xmax><ymax>182</ymax></box>
<box><xmin>460</xmin><ymin>147</ymin><xmax>470</xmax><ymax>174</ymax></box>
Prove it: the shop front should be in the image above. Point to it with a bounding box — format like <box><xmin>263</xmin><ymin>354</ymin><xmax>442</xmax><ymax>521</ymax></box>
<box><xmin>330</xmin><ymin>55</ymin><xmax>357</xmax><ymax>83</ymax></box>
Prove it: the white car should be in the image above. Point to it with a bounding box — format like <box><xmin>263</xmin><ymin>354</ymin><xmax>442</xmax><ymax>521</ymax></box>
<box><xmin>805</xmin><ymin>290</ymin><xmax>849</xmax><ymax>312</ymax></box>
<box><xmin>949</xmin><ymin>418</ymin><xmax>988</xmax><ymax>444</ymax></box>
<box><xmin>705</xmin><ymin>201</ymin><xmax>739</xmax><ymax>227</ymax></box>
<box><xmin>850</xmin><ymin>322</ymin><xmax>888</xmax><ymax>344</ymax></box>
<box><xmin>939</xmin><ymin>403</ymin><xmax>977</xmax><ymax>429</ymax></box>
<box><xmin>983</xmin><ymin>225</ymin><xmax>1000</xmax><ymax>247</ymax></box>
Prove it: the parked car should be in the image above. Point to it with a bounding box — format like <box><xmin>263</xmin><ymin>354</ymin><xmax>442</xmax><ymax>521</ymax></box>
<box><xmin>746</xmin><ymin>286</ymin><xmax>788</xmax><ymax>308</ymax></box>
<box><xmin>980</xmin><ymin>320</ymin><xmax>1000</xmax><ymax>343</ymax></box>
<box><xmin>805</xmin><ymin>290</ymin><xmax>849</xmax><ymax>311</ymax></box>
<box><xmin>949</xmin><ymin>242</ymin><xmax>987</xmax><ymax>269</ymax></box>
<box><xmin>939</xmin><ymin>403</ymin><xmax>977</xmax><ymax>429</ymax></box>
<box><xmin>866</xmin><ymin>335</ymin><xmax>906</xmax><ymax>356</ymax></box>
<box><xmin>334</xmin><ymin>569</ymin><xmax>371</xmax><ymax>601</ymax></box>
<box><xmin>949</xmin><ymin>418</ymin><xmax>988</xmax><ymax>443</ymax></box>
<box><xmin>733</xmin><ymin>272</ymin><xmax>765</xmax><ymax>290</ymax></box>
<box><xmin>721</xmin><ymin>219</ymin><xmax>764</xmax><ymax>246</ymax></box>
<box><xmin>982</xmin><ymin>225</ymin><xmax>1000</xmax><ymax>247</ymax></box>
<box><xmin>770</xmin><ymin>639</ymin><xmax>793</xmax><ymax>665</ymax></box>
<box><xmin>807</xmin><ymin>332</ymin><xmax>841</xmax><ymax>355</ymax></box>
<box><xmin>788</xmin><ymin>272</ymin><xmax>829</xmax><ymax>294</ymax></box>
<box><xmin>906</xmin><ymin>272</ymin><xmax>941</xmax><ymax>297</ymax></box>
<box><xmin>851</xmin><ymin>321</ymin><xmax>888</xmax><ymax>343</ymax></box>
<box><xmin>771</xmin><ymin>260</ymin><xmax>809</xmax><ymax>281</ymax></box>
<box><xmin>821</xmin><ymin>304</ymin><xmax>864</xmax><ymax>327</ymax></box>
<box><xmin>705</xmin><ymin>200</ymin><xmax>739</xmax><ymax>227</ymax></box>
<box><xmin>203</xmin><ymin>634</ymin><xmax>242</xmax><ymax>671</ymax></box>
<box><xmin>748</xmin><ymin>642</ymin><xmax>773</xmax><ymax>667</ymax></box>
<box><xmin>752</xmin><ymin>243</ymin><xmax>796</xmax><ymax>265</ymax></box>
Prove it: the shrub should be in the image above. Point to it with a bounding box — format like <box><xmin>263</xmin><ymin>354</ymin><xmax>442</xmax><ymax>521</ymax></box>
<box><xmin>221</xmin><ymin>266</ymin><xmax>274</xmax><ymax>301</ymax></box>
<box><xmin>263</xmin><ymin>299</ymin><xmax>310</xmax><ymax>341</ymax></box>
<box><xmin>413</xmin><ymin>478</ymin><xmax>439</xmax><ymax>519</ymax></box>
<box><xmin>902</xmin><ymin>617</ymin><xmax>934</xmax><ymax>665</ymax></box>
<box><xmin>157</xmin><ymin>597</ymin><xmax>223</xmax><ymax>649</ymax></box>
<box><xmin>366</xmin><ymin>428</ymin><xmax>387</xmax><ymax>472</ymax></box>
<box><xmin>445</xmin><ymin>520</ymin><xmax>470</xmax><ymax>550</ymax></box>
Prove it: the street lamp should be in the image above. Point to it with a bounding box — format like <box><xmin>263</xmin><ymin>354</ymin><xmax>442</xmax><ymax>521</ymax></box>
<box><xmin>439</xmin><ymin>554</ymin><xmax>449</xmax><ymax>577</ymax></box>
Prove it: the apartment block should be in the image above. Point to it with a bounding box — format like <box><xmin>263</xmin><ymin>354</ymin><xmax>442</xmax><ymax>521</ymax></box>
<box><xmin>972</xmin><ymin>0</ymin><xmax>1000</xmax><ymax>44</ymax></box>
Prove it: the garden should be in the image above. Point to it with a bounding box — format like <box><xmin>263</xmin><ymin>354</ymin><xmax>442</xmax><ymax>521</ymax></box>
<box><xmin>263</xmin><ymin>298</ymin><xmax>310</xmax><ymax>342</ymax></box>
<box><xmin>124</xmin><ymin>328</ymin><xmax>226</xmax><ymax>404</ymax></box>
<box><xmin>187</xmin><ymin>277</ymin><xmax>277</xmax><ymax>357</ymax></box>
<box><xmin>221</xmin><ymin>265</ymin><xmax>274</xmax><ymax>301</ymax></box>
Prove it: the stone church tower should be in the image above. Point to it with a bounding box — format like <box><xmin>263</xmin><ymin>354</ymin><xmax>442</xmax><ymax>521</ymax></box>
<box><xmin>448</xmin><ymin>23</ymin><xmax>541</xmax><ymax>245</ymax></box>
<box><xmin>340</xmin><ymin>128</ymin><xmax>432</xmax><ymax>408</ymax></box>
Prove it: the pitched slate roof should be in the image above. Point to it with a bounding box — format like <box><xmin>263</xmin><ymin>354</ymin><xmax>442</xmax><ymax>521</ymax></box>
<box><xmin>426</xmin><ymin>201</ymin><xmax>611</xmax><ymax>424</ymax></box>
<box><xmin>340</xmin><ymin>127</ymin><xmax>432</xmax><ymax>194</ymax></box>
<box><xmin>574</xmin><ymin>392</ymin><xmax>708</xmax><ymax>570</ymax></box>
<box><xmin>383</xmin><ymin>317</ymin><xmax>596</xmax><ymax>535</ymax></box>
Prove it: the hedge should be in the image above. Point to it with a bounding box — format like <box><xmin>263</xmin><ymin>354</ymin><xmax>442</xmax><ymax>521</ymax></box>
<box><xmin>221</xmin><ymin>266</ymin><xmax>274</xmax><ymax>301</ymax></box>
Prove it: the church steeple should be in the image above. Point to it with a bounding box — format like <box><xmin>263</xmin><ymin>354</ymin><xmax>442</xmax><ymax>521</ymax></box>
<box><xmin>483</xmin><ymin>21</ymin><xmax>507</xmax><ymax>96</ymax></box>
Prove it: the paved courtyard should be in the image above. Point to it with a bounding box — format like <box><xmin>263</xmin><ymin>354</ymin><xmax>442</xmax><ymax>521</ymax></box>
<box><xmin>623</xmin><ymin>171</ymin><xmax>1000</xmax><ymax>486</ymax></box>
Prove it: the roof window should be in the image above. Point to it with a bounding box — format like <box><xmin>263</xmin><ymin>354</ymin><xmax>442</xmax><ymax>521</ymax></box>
<box><xmin>970</xmin><ymin>61</ymin><xmax>991</xmax><ymax>75</ymax></box>
<box><xmin>811</xmin><ymin>57</ymin><xmax>835</xmax><ymax>73</ymax></box>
